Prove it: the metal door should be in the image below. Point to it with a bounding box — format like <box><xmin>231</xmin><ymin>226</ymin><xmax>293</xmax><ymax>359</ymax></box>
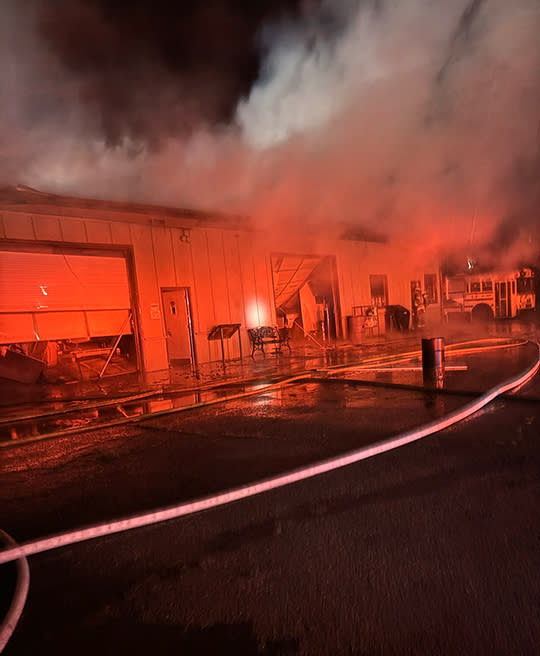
<box><xmin>0</xmin><ymin>249</ymin><xmax>132</xmax><ymax>343</ymax></box>
<box><xmin>495</xmin><ymin>281</ymin><xmax>509</xmax><ymax>318</ymax></box>
<box><xmin>161</xmin><ymin>288</ymin><xmax>196</xmax><ymax>365</ymax></box>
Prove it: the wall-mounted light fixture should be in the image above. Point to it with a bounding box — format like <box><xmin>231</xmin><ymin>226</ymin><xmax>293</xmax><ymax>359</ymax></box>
<box><xmin>179</xmin><ymin>228</ymin><xmax>191</xmax><ymax>243</ymax></box>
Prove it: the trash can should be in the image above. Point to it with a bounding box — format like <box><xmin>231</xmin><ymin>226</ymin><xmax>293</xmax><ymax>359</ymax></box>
<box><xmin>385</xmin><ymin>305</ymin><xmax>410</xmax><ymax>332</ymax></box>
<box><xmin>347</xmin><ymin>315</ymin><xmax>364</xmax><ymax>345</ymax></box>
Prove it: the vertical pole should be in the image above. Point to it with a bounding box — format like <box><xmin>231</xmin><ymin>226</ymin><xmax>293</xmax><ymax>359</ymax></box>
<box><xmin>220</xmin><ymin>326</ymin><xmax>225</xmax><ymax>363</ymax></box>
<box><xmin>99</xmin><ymin>311</ymin><xmax>132</xmax><ymax>379</ymax></box>
<box><xmin>237</xmin><ymin>326</ymin><xmax>243</xmax><ymax>361</ymax></box>
<box><xmin>184</xmin><ymin>289</ymin><xmax>198</xmax><ymax>377</ymax></box>
<box><xmin>422</xmin><ymin>337</ymin><xmax>445</xmax><ymax>389</ymax></box>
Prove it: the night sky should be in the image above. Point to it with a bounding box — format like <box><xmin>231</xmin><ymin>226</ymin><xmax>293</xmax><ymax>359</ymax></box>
<box><xmin>34</xmin><ymin>0</ymin><xmax>303</xmax><ymax>146</ymax></box>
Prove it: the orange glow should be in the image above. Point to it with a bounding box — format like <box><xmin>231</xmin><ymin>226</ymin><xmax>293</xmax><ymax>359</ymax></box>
<box><xmin>246</xmin><ymin>298</ymin><xmax>270</xmax><ymax>327</ymax></box>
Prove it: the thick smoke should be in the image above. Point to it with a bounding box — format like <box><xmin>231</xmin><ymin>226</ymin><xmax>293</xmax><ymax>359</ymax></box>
<box><xmin>236</xmin><ymin>0</ymin><xmax>540</xmax><ymax>264</ymax></box>
<box><xmin>1</xmin><ymin>0</ymin><xmax>539</xmax><ymax>267</ymax></box>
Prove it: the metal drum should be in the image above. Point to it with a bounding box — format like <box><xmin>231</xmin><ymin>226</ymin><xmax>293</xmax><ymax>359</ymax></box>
<box><xmin>422</xmin><ymin>337</ymin><xmax>445</xmax><ymax>389</ymax></box>
<box><xmin>348</xmin><ymin>315</ymin><xmax>364</xmax><ymax>344</ymax></box>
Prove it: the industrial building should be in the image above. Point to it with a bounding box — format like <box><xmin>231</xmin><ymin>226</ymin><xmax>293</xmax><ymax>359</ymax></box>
<box><xmin>0</xmin><ymin>186</ymin><xmax>442</xmax><ymax>385</ymax></box>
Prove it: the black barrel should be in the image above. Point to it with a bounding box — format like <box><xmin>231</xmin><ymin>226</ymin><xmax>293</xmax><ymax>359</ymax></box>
<box><xmin>347</xmin><ymin>315</ymin><xmax>364</xmax><ymax>344</ymax></box>
<box><xmin>421</xmin><ymin>337</ymin><xmax>445</xmax><ymax>389</ymax></box>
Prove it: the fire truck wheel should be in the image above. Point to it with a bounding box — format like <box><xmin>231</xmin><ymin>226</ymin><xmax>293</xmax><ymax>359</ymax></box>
<box><xmin>471</xmin><ymin>303</ymin><xmax>494</xmax><ymax>323</ymax></box>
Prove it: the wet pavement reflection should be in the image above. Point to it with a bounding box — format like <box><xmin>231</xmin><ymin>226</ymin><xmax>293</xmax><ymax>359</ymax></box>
<box><xmin>1</xmin><ymin>326</ymin><xmax>539</xmax><ymax>445</ymax></box>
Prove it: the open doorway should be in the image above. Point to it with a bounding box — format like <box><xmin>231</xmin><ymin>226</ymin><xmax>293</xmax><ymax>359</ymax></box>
<box><xmin>271</xmin><ymin>254</ymin><xmax>341</xmax><ymax>344</ymax></box>
<box><xmin>161</xmin><ymin>287</ymin><xmax>197</xmax><ymax>371</ymax></box>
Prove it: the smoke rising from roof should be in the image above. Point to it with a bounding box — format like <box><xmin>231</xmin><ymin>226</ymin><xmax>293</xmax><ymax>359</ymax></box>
<box><xmin>1</xmin><ymin>0</ymin><xmax>539</xmax><ymax>266</ymax></box>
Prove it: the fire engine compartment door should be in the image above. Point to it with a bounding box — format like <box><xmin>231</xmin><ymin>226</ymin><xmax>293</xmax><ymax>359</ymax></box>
<box><xmin>0</xmin><ymin>250</ymin><xmax>132</xmax><ymax>344</ymax></box>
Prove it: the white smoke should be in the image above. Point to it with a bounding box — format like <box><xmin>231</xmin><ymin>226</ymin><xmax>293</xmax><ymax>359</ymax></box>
<box><xmin>234</xmin><ymin>0</ymin><xmax>540</xmax><ymax>260</ymax></box>
<box><xmin>237</xmin><ymin>0</ymin><xmax>457</xmax><ymax>148</ymax></box>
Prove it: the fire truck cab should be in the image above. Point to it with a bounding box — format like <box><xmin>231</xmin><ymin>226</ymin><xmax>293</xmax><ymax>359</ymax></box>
<box><xmin>443</xmin><ymin>268</ymin><xmax>536</xmax><ymax>322</ymax></box>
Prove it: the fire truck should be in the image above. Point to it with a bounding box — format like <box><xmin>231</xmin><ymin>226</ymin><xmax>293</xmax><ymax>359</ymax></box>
<box><xmin>443</xmin><ymin>267</ymin><xmax>536</xmax><ymax>321</ymax></box>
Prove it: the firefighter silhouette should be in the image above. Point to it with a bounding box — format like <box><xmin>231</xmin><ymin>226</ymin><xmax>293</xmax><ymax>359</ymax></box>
<box><xmin>412</xmin><ymin>287</ymin><xmax>426</xmax><ymax>329</ymax></box>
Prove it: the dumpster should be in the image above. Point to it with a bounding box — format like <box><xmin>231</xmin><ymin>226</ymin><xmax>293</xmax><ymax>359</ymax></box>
<box><xmin>385</xmin><ymin>305</ymin><xmax>410</xmax><ymax>332</ymax></box>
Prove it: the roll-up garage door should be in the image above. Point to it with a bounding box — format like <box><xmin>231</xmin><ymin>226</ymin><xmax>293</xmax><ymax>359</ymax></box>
<box><xmin>0</xmin><ymin>250</ymin><xmax>132</xmax><ymax>344</ymax></box>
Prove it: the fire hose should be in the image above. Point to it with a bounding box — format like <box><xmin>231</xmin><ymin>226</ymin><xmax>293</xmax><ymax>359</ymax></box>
<box><xmin>0</xmin><ymin>531</ymin><xmax>29</xmax><ymax>653</ymax></box>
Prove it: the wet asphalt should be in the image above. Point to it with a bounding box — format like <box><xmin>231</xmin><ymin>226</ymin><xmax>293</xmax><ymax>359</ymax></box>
<box><xmin>1</xmin><ymin>328</ymin><xmax>540</xmax><ymax>655</ymax></box>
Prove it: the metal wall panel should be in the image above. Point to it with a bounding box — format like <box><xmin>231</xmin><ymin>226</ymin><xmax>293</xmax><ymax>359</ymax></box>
<box><xmin>0</xmin><ymin>314</ymin><xmax>35</xmax><ymax>344</ymax></box>
<box><xmin>129</xmin><ymin>224</ymin><xmax>164</xmax><ymax>354</ymax></box>
<box><xmin>110</xmin><ymin>222</ymin><xmax>131</xmax><ymax>245</ymax></box>
<box><xmin>141</xmin><ymin>336</ymin><xmax>169</xmax><ymax>372</ymax></box>
<box><xmin>189</xmin><ymin>228</ymin><xmax>214</xmax><ymax>352</ymax></box>
<box><xmin>171</xmin><ymin>231</ymin><xmax>195</xmax><ymax>288</ymax></box>
<box><xmin>237</xmin><ymin>233</ymin><xmax>274</xmax><ymax>332</ymax></box>
<box><xmin>34</xmin><ymin>311</ymin><xmax>88</xmax><ymax>341</ymax></box>
<box><xmin>85</xmin><ymin>220</ymin><xmax>112</xmax><ymax>244</ymax></box>
<box><xmin>3</xmin><ymin>212</ymin><xmax>35</xmax><ymax>240</ymax></box>
<box><xmin>151</xmin><ymin>225</ymin><xmax>176</xmax><ymax>288</ymax></box>
<box><xmin>86</xmin><ymin>309</ymin><xmax>131</xmax><ymax>337</ymax></box>
<box><xmin>60</xmin><ymin>218</ymin><xmax>88</xmax><ymax>243</ymax></box>
<box><xmin>222</xmin><ymin>232</ymin><xmax>245</xmax><ymax>358</ymax></box>
<box><xmin>206</xmin><ymin>229</ymin><xmax>230</xmax><ymax>323</ymax></box>
<box><xmin>223</xmin><ymin>232</ymin><xmax>245</xmax><ymax>322</ymax></box>
<box><xmin>253</xmin><ymin>242</ymin><xmax>275</xmax><ymax>328</ymax></box>
<box><xmin>33</xmin><ymin>216</ymin><xmax>62</xmax><ymax>241</ymax></box>
<box><xmin>236</xmin><ymin>232</ymin><xmax>259</xmax><ymax>332</ymax></box>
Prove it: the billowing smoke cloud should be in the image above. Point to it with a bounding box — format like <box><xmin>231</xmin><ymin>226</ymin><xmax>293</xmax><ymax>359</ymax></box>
<box><xmin>236</xmin><ymin>0</ymin><xmax>540</xmax><ymax>265</ymax></box>
<box><xmin>1</xmin><ymin>0</ymin><xmax>539</xmax><ymax>268</ymax></box>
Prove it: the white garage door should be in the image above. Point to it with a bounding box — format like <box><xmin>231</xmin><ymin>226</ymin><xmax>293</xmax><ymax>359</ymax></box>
<box><xmin>0</xmin><ymin>250</ymin><xmax>132</xmax><ymax>344</ymax></box>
